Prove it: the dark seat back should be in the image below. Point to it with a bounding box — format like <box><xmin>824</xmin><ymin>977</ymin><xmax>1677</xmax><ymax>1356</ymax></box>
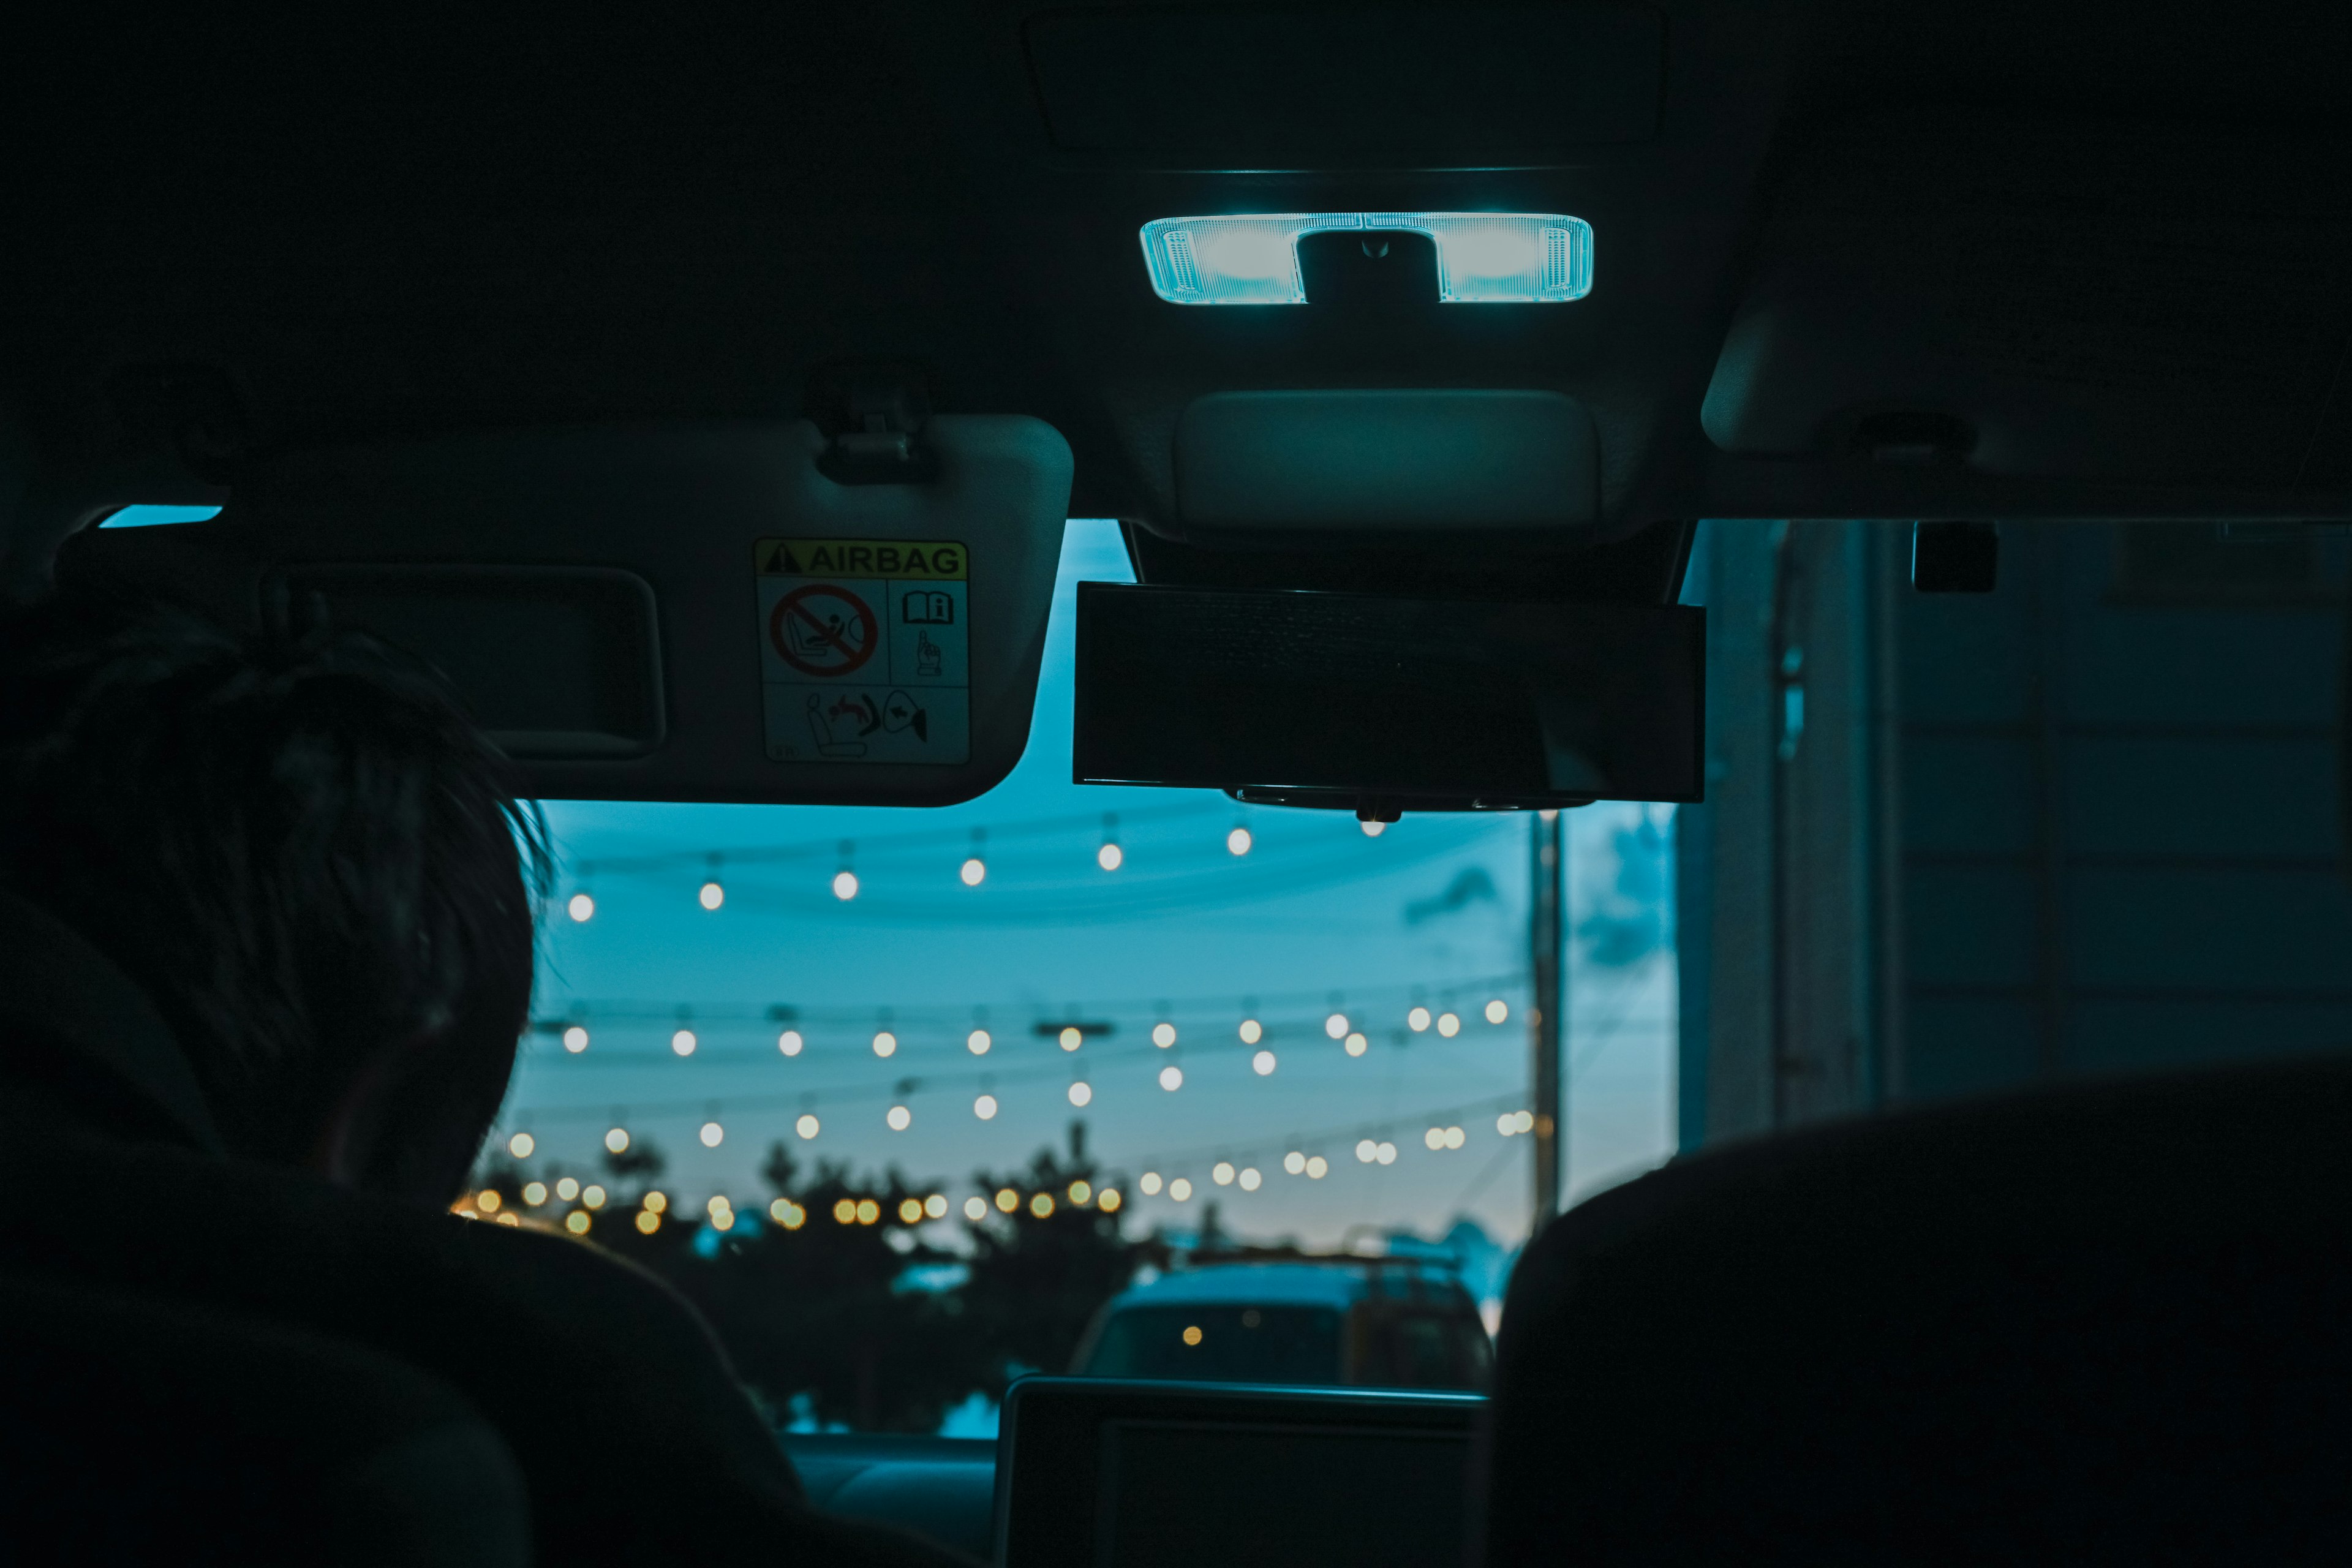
<box><xmin>1479</xmin><ymin>1057</ymin><xmax>2352</xmax><ymax>1564</ymax></box>
<box><xmin>0</xmin><ymin>1271</ymin><xmax>529</xmax><ymax>1566</ymax></box>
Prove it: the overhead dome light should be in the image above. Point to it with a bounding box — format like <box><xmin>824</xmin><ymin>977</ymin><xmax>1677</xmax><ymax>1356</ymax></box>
<box><xmin>1139</xmin><ymin>213</ymin><xmax>1592</xmax><ymax>306</ymax></box>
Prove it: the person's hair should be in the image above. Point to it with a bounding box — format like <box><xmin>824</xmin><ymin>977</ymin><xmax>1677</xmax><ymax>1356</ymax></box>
<box><xmin>0</xmin><ymin>592</ymin><xmax>546</xmax><ymax>1191</ymax></box>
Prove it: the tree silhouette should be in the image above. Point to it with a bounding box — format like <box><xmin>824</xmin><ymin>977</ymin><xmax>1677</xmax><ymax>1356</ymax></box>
<box><xmin>959</xmin><ymin>1120</ymin><xmax>1143</xmax><ymax>1394</ymax></box>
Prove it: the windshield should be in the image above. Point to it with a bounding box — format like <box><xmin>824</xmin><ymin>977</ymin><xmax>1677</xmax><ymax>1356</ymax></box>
<box><xmin>469</xmin><ymin>519</ymin><xmax>1678</xmax><ymax>1433</ymax></box>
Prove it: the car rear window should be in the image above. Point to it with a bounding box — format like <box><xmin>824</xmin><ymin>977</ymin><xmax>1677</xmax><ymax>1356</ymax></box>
<box><xmin>1085</xmin><ymin>1305</ymin><xmax>1343</xmax><ymax>1384</ymax></box>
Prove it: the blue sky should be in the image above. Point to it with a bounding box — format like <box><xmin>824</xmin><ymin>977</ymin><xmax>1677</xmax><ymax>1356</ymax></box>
<box><xmin>499</xmin><ymin>520</ymin><xmax>1677</xmax><ymax>1248</ymax></box>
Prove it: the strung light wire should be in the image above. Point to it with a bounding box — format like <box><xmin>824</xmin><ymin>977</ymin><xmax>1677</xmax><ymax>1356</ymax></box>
<box><xmin>1096</xmin><ymin>813</ymin><xmax>1123</xmax><ymax>872</ymax></box>
<box><xmin>832</xmin><ymin>840</ymin><xmax>859</xmax><ymax>902</ymax></box>
<box><xmin>699</xmin><ymin>854</ymin><xmax>725</xmax><ymax>911</ymax></box>
<box><xmin>960</xmin><ymin>827</ymin><xmax>987</xmax><ymax>888</ymax></box>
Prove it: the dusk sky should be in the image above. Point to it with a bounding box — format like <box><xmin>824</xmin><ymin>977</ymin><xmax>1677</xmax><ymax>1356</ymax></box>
<box><xmin>496</xmin><ymin>520</ymin><xmax>1678</xmax><ymax>1254</ymax></box>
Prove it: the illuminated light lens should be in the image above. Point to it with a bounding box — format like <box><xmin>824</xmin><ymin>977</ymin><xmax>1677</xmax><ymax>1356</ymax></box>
<box><xmin>926</xmin><ymin>1193</ymin><xmax>949</xmax><ymax>1219</ymax></box>
<box><xmin>671</xmin><ymin>1028</ymin><xmax>697</xmax><ymax>1057</ymax></box>
<box><xmin>832</xmin><ymin>870</ymin><xmax>859</xmax><ymax>900</ymax></box>
<box><xmin>1306</xmin><ymin>1156</ymin><xmax>1329</xmax><ymax>1178</ymax></box>
<box><xmin>1344</xmin><ymin>1031</ymin><xmax>1368</xmax><ymax>1057</ymax></box>
<box><xmin>964</xmin><ymin>1196</ymin><xmax>987</xmax><ymax>1220</ymax></box>
<box><xmin>899</xmin><ymin>1198</ymin><xmax>924</xmax><ymax>1224</ymax></box>
<box><xmin>1438</xmin><ymin>1012</ymin><xmax>1461</xmax><ymax>1038</ymax></box>
<box><xmin>508</xmin><ymin>1132</ymin><xmax>535</xmax><ymax>1158</ymax></box>
<box><xmin>566</xmin><ymin>1211</ymin><xmax>591</xmax><ymax>1234</ymax></box>
<box><xmin>1356</xmin><ymin>1139</ymin><xmax>1379</xmax><ymax>1163</ymax></box>
<box><xmin>496</xmin><ymin>1213</ymin><xmax>519</xmax><ymax>1227</ymax></box>
<box><xmin>641</xmin><ymin>1190</ymin><xmax>665</xmax><ymax>1213</ymax></box>
<box><xmin>1514</xmin><ymin>1109</ymin><xmax>1537</xmax><ymax>1134</ymax></box>
<box><xmin>1068</xmin><ymin>1082</ymin><xmax>1093</xmax><ymax>1107</ymax></box>
<box><xmin>1030</xmin><ymin>1193</ymin><xmax>1055</xmax><ymax>1218</ymax></box>
<box><xmin>1426</xmin><ymin>1126</ymin><xmax>1447</xmax><ymax>1151</ymax></box>
<box><xmin>1252</xmin><ymin>1050</ymin><xmax>1277</xmax><ymax>1076</ymax></box>
<box><xmin>1498</xmin><ymin>1113</ymin><xmax>1518</xmax><ymax>1136</ymax></box>
<box><xmin>834</xmin><ymin>1199</ymin><xmax>857</xmax><ymax>1223</ymax></box>
<box><xmin>886</xmin><ymin>1104</ymin><xmax>912</xmax><ymax>1131</ymax></box>
<box><xmin>960</xmin><ymin>856</ymin><xmax>986</xmax><ymax>887</ymax></box>
<box><xmin>796</xmin><ymin>1114</ymin><xmax>820</xmax><ymax>1140</ymax></box>
<box><xmin>1377</xmin><ymin>1142</ymin><xmax>1398</xmax><ymax>1165</ymax></box>
<box><xmin>707</xmin><ymin>1195</ymin><xmax>730</xmax><ymax>1218</ymax></box>
<box><xmin>775</xmin><ymin>1200</ymin><xmax>806</xmax><ymax>1229</ymax></box>
<box><xmin>1139</xmin><ymin>1173</ymin><xmax>1163</xmax><ymax>1196</ymax></box>
<box><xmin>558</xmin><ymin>1178</ymin><xmax>582</xmax><ymax>1202</ymax></box>
<box><xmin>699</xmin><ymin>1121</ymin><xmax>723</xmax><ymax>1148</ymax></box>
<box><xmin>709</xmin><ymin>1209</ymin><xmax>733</xmax><ymax>1232</ymax></box>
<box><xmin>778</xmin><ymin>1030</ymin><xmax>803</xmax><ymax>1056</ymax></box>
<box><xmin>1284</xmin><ymin>1151</ymin><xmax>1307</xmax><ymax>1175</ymax></box>
<box><xmin>872</xmin><ymin>1030</ymin><xmax>897</xmax><ymax>1058</ymax></box>
<box><xmin>974</xmin><ymin>1093</ymin><xmax>998</xmax><ymax>1120</ymax></box>
<box><xmin>582</xmin><ymin>1186</ymin><xmax>606</xmax><ymax>1210</ymax></box>
<box><xmin>522</xmin><ymin>1182</ymin><xmax>548</xmax><ymax>1207</ymax></box>
<box><xmin>1069</xmin><ymin>1181</ymin><xmax>1092</xmax><ymax>1207</ymax></box>
<box><xmin>698</xmin><ymin>881</ymin><xmax>724</xmax><ymax>910</ymax></box>
<box><xmin>1099</xmin><ymin>1188</ymin><xmax>1122</xmax><ymax>1213</ymax></box>
<box><xmin>1140</xmin><ymin>213</ymin><xmax>1593</xmax><ymax>306</ymax></box>
<box><xmin>1408</xmin><ymin>1006</ymin><xmax>1431</xmax><ymax>1032</ymax></box>
<box><xmin>1361</xmin><ymin>820</ymin><xmax>1387</xmax><ymax>838</ymax></box>
<box><xmin>1445</xmin><ymin>1126</ymin><xmax>1466</xmax><ymax>1150</ymax></box>
<box><xmin>1325</xmin><ymin>1012</ymin><xmax>1348</xmax><ymax>1039</ymax></box>
<box><xmin>1238</xmin><ymin>1018</ymin><xmax>1262</xmax><ymax>1044</ymax></box>
<box><xmin>1169</xmin><ymin>1178</ymin><xmax>1193</xmax><ymax>1202</ymax></box>
<box><xmin>562</xmin><ymin>1025</ymin><xmax>590</xmax><ymax>1053</ymax></box>
<box><xmin>1097</xmin><ymin>842</ymin><xmax>1123</xmax><ymax>872</ymax></box>
<box><xmin>1238</xmin><ymin>1167</ymin><xmax>1262</xmax><ymax>1191</ymax></box>
<box><xmin>1182</xmin><ymin>1325</ymin><xmax>1204</xmax><ymax>1346</ymax></box>
<box><xmin>968</xmin><ymin>1028</ymin><xmax>992</xmax><ymax>1055</ymax></box>
<box><xmin>475</xmin><ymin>1189</ymin><xmax>501</xmax><ymax>1213</ymax></box>
<box><xmin>1226</xmin><ymin>826</ymin><xmax>1252</xmax><ymax>856</ymax></box>
<box><xmin>635</xmin><ymin>1210</ymin><xmax>660</xmax><ymax>1234</ymax></box>
<box><xmin>856</xmin><ymin>1199</ymin><xmax>880</xmax><ymax>1225</ymax></box>
<box><xmin>1486</xmin><ymin>999</ymin><xmax>1510</xmax><ymax>1025</ymax></box>
<box><xmin>605</xmin><ymin>1128</ymin><xmax>630</xmax><ymax>1153</ymax></box>
<box><xmin>1059</xmin><ymin>1027</ymin><xmax>1083</xmax><ymax>1051</ymax></box>
<box><xmin>1213</xmin><ymin>1161</ymin><xmax>1236</xmax><ymax>1186</ymax></box>
<box><xmin>1159</xmin><ymin>1065</ymin><xmax>1183</xmax><ymax>1091</ymax></box>
<box><xmin>1153</xmin><ymin>1022</ymin><xmax>1177</xmax><ymax>1047</ymax></box>
<box><xmin>996</xmin><ymin>1188</ymin><xmax>1020</xmax><ymax>1212</ymax></box>
<box><xmin>566</xmin><ymin>892</ymin><xmax>594</xmax><ymax>922</ymax></box>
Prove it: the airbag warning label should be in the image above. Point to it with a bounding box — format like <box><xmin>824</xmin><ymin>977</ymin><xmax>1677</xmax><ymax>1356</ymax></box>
<box><xmin>756</xmin><ymin>538</ymin><xmax>968</xmax><ymax>765</ymax></box>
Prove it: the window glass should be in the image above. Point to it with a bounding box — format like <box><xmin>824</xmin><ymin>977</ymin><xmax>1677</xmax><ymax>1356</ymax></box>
<box><xmin>1085</xmin><ymin>1305</ymin><xmax>1343</xmax><ymax>1384</ymax></box>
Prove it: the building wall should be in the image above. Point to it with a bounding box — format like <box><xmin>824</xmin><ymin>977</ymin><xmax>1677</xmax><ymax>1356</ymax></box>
<box><xmin>1678</xmin><ymin>520</ymin><xmax>2350</xmax><ymax>1148</ymax></box>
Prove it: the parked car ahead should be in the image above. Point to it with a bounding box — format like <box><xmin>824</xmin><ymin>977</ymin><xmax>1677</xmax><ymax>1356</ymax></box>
<box><xmin>1069</xmin><ymin>1259</ymin><xmax>1491</xmax><ymax>1392</ymax></box>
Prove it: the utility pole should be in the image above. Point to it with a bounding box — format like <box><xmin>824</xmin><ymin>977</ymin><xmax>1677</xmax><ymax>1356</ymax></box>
<box><xmin>1529</xmin><ymin>809</ymin><xmax>1566</xmax><ymax>1228</ymax></box>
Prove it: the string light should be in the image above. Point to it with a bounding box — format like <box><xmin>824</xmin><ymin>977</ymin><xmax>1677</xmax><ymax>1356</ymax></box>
<box><xmin>1496</xmin><ymin>1109</ymin><xmax>1537</xmax><ymax>1136</ymax></box>
<box><xmin>974</xmin><ymin>1093</ymin><xmax>998</xmax><ymax>1119</ymax></box>
<box><xmin>636</xmin><ymin>1210</ymin><xmax>660</xmax><ymax>1234</ymax></box>
<box><xmin>1153</xmin><ymin>1022</ymin><xmax>1177</xmax><ymax>1047</ymax></box>
<box><xmin>873</xmin><ymin>1030</ymin><xmax>897</xmax><ymax>1058</ymax></box>
<box><xmin>1097</xmin><ymin>813</ymin><xmax>1123</xmax><ymax>872</ymax></box>
<box><xmin>1344</xmin><ymin>1032</ymin><xmax>1368</xmax><ymax>1056</ymax></box>
<box><xmin>856</xmin><ymin>1199</ymin><xmax>880</xmax><ymax>1225</ymax></box>
<box><xmin>773</xmin><ymin>1199</ymin><xmax>806</xmax><ymax>1229</ymax></box>
<box><xmin>834</xmin><ymin>1199</ymin><xmax>857</xmax><ymax>1224</ymax></box>
<box><xmin>567</xmin><ymin>891</ymin><xmax>595</xmax><ymax>922</ymax></box>
<box><xmin>1252</xmin><ymin>1049</ymin><xmax>1278</xmax><ymax>1076</ymax></box>
<box><xmin>1409</xmin><ymin>1006</ymin><xmax>1431</xmax><ymax>1032</ymax></box>
<box><xmin>968</xmin><ymin>1028</ymin><xmax>992</xmax><ymax>1055</ymax></box>
<box><xmin>698</xmin><ymin>881</ymin><xmax>725</xmax><ymax>911</ymax></box>
<box><xmin>582</xmin><ymin>1186</ymin><xmax>606</xmax><ymax>1208</ymax></box>
<box><xmin>925</xmin><ymin>1193</ymin><xmax>949</xmax><ymax>1218</ymax></box>
<box><xmin>796</xmin><ymin>1114</ymin><xmax>820</xmax><ymax>1139</ymax></box>
<box><xmin>1437</xmin><ymin>1012</ymin><xmax>1461</xmax><ymax>1037</ymax></box>
<box><xmin>1030</xmin><ymin>1193</ymin><xmax>1055</xmax><ymax>1218</ymax></box>
<box><xmin>1357</xmin><ymin>1140</ymin><xmax>1378</xmax><ymax>1163</ymax></box>
<box><xmin>1486</xmin><ymin>998</ymin><xmax>1510</xmax><ymax>1024</ymax></box>
<box><xmin>1378</xmin><ymin>1142</ymin><xmax>1398</xmax><ymax>1164</ymax></box>
<box><xmin>508</xmin><ymin>1132</ymin><xmax>535</xmax><ymax>1158</ymax></box>
<box><xmin>605</xmin><ymin>1127</ymin><xmax>630</xmax><ymax>1153</ymax></box>
<box><xmin>557</xmin><ymin>1177</ymin><xmax>581</xmax><ymax>1201</ymax></box>
<box><xmin>899</xmin><ymin>1198</ymin><xmax>924</xmax><ymax>1224</ymax></box>
<box><xmin>1099</xmin><ymin>1189</ymin><xmax>1122</xmax><ymax>1213</ymax></box>
<box><xmin>1306</xmin><ymin>1156</ymin><xmax>1328</xmax><ymax>1178</ymax></box>
<box><xmin>1284</xmin><ymin>1152</ymin><xmax>1306</xmax><ymax>1175</ymax></box>
<box><xmin>1058</xmin><ymin>1027</ymin><xmax>1083</xmax><ymax>1051</ymax></box>
<box><xmin>475</xmin><ymin>1189</ymin><xmax>502</xmax><ymax>1213</ymax></box>
<box><xmin>886</xmin><ymin>1104</ymin><xmax>912</xmax><ymax>1131</ymax></box>
<box><xmin>671</xmin><ymin>1028</ymin><xmax>697</xmax><ymax>1057</ymax></box>
<box><xmin>1139</xmin><ymin>1173</ymin><xmax>1163</xmax><ymax>1196</ymax></box>
<box><xmin>1360</xmin><ymin>821</ymin><xmax>1386</xmax><ymax>838</ymax></box>
<box><xmin>1325</xmin><ymin>1012</ymin><xmax>1349</xmax><ymax>1039</ymax></box>
<box><xmin>995</xmin><ymin>1188</ymin><xmax>1020</xmax><ymax>1212</ymax></box>
<box><xmin>522</xmin><ymin>1182</ymin><xmax>548</xmax><ymax>1206</ymax></box>
<box><xmin>832</xmin><ymin>869</ymin><xmax>859</xmax><ymax>900</ymax></box>
<box><xmin>1238</xmin><ymin>1018</ymin><xmax>1263</xmax><ymax>1044</ymax></box>
<box><xmin>1068</xmin><ymin>1181</ymin><xmax>1090</xmax><ymax>1206</ymax></box>
<box><xmin>700</xmin><ymin>1121</ymin><xmax>724</xmax><ymax>1147</ymax></box>
<box><xmin>1068</xmin><ymin>1082</ymin><xmax>1093</xmax><ymax>1107</ymax></box>
<box><xmin>778</xmin><ymin>1030</ymin><xmax>804</xmax><ymax>1056</ymax></box>
<box><xmin>1238</xmin><ymin>1167</ymin><xmax>1262</xmax><ymax>1191</ymax></box>
<box><xmin>1213</xmin><ymin>1162</ymin><xmax>1235</xmax><ymax>1186</ymax></box>
<box><xmin>1169</xmin><ymin>1178</ymin><xmax>1194</xmax><ymax>1201</ymax></box>
<box><xmin>643</xmin><ymin>1191</ymin><xmax>666</xmax><ymax>1213</ymax></box>
<box><xmin>1226</xmin><ymin>826</ymin><xmax>1253</xmax><ymax>856</ymax></box>
<box><xmin>1159</xmin><ymin>1065</ymin><xmax>1183</xmax><ymax>1091</ymax></box>
<box><xmin>961</xmin><ymin>829</ymin><xmax>987</xmax><ymax>888</ymax></box>
<box><xmin>567</xmin><ymin>1212</ymin><xmax>592</xmax><ymax>1234</ymax></box>
<box><xmin>563</xmin><ymin>1025</ymin><xmax>590</xmax><ymax>1053</ymax></box>
<box><xmin>497</xmin><ymin>1213</ymin><xmax>519</xmax><ymax>1227</ymax></box>
<box><xmin>964</xmin><ymin>1196</ymin><xmax>988</xmax><ymax>1220</ymax></box>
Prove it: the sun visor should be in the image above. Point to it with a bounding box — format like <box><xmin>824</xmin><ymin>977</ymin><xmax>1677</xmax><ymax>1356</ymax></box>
<box><xmin>1170</xmin><ymin>390</ymin><xmax>1599</xmax><ymax>537</ymax></box>
<box><xmin>56</xmin><ymin>419</ymin><xmax>1073</xmax><ymax>807</ymax></box>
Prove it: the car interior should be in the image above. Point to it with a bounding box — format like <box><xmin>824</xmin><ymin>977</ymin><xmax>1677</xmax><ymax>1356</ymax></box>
<box><xmin>4</xmin><ymin>3</ymin><xmax>2350</xmax><ymax>1564</ymax></box>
